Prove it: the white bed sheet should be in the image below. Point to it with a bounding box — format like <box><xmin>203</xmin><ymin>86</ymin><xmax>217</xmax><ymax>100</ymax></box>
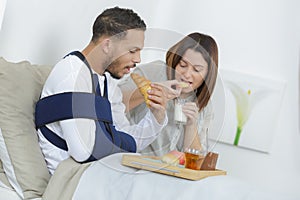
<box><xmin>73</xmin><ymin>153</ymin><xmax>298</xmax><ymax>200</ymax></box>
<box><xmin>0</xmin><ymin>185</ymin><xmax>21</xmax><ymax>200</ymax></box>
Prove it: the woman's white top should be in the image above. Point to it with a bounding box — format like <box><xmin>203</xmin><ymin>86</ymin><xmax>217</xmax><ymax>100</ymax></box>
<box><xmin>118</xmin><ymin>60</ymin><xmax>214</xmax><ymax>156</ymax></box>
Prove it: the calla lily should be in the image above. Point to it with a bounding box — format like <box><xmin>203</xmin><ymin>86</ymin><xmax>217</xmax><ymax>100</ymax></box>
<box><xmin>226</xmin><ymin>81</ymin><xmax>272</xmax><ymax>146</ymax></box>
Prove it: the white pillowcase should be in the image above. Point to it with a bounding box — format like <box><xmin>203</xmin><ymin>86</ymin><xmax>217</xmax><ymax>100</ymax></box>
<box><xmin>0</xmin><ymin>128</ymin><xmax>23</xmax><ymax>198</ymax></box>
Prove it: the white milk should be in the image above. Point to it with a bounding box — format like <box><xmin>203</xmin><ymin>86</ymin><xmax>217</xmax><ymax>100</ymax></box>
<box><xmin>174</xmin><ymin>98</ymin><xmax>187</xmax><ymax>124</ymax></box>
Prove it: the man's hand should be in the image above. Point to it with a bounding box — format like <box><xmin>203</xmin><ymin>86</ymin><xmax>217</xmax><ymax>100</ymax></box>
<box><xmin>147</xmin><ymin>83</ymin><xmax>167</xmax><ymax>124</ymax></box>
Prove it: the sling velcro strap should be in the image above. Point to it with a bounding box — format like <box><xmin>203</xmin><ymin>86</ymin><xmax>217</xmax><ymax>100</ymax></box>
<box><xmin>35</xmin><ymin>92</ymin><xmax>112</xmax><ymax>129</ymax></box>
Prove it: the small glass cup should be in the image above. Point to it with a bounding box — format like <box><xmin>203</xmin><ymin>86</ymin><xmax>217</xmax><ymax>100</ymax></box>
<box><xmin>174</xmin><ymin>98</ymin><xmax>187</xmax><ymax>124</ymax></box>
<box><xmin>184</xmin><ymin>148</ymin><xmax>205</xmax><ymax>170</ymax></box>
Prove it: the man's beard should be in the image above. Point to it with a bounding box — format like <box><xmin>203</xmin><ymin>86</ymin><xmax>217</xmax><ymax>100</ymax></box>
<box><xmin>105</xmin><ymin>69</ymin><xmax>121</xmax><ymax>80</ymax></box>
<box><xmin>104</xmin><ymin>56</ymin><xmax>122</xmax><ymax>79</ymax></box>
<box><xmin>106</xmin><ymin>63</ymin><xmax>136</xmax><ymax>80</ymax></box>
<box><xmin>106</xmin><ymin>61</ymin><xmax>121</xmax><ymax>79</ymax></box>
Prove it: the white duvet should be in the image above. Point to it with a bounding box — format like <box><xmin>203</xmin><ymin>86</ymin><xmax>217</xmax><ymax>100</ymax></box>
<box><xmin>72</xmin><ymin>153</ymin><xmax>297</xmax><ymax>200</ymax></box>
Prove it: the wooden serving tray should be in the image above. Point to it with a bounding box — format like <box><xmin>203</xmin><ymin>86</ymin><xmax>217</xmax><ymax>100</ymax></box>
<box><xmin>121</xmin><ymin>154</ymin><xmax>226</xmax><ymax>181</ymax></box>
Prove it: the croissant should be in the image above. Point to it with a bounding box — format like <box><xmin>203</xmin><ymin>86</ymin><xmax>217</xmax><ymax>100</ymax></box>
<box><xmin>130</xmin><ymin>73</ymin><xmax>152</xmax><ymax>106</ymax></box>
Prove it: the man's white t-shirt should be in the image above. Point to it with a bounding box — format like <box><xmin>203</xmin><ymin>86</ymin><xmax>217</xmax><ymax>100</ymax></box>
<box><xmin>38</xmin><ymin>54</ymin><xmax>167</xmax><ymax>174</ymax></box>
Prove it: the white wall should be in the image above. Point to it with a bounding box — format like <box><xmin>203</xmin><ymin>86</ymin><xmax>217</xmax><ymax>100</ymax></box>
<box><xmin>0</xmin><ymin>0</ymin><xmax>6</xmax><ymax>30</ymax></box>
<box><xmin>0</xmin><ymin>0</ymin><xmax>300</xmax><ymax>197</ymax></box>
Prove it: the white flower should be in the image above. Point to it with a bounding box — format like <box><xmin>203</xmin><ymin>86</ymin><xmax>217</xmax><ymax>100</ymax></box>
<box><xmin>226</xmin><ymin>81</ymin><xmax>272</xmax><ymax>145</ymax></box>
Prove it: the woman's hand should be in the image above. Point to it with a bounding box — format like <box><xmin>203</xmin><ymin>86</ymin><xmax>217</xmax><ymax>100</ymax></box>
<box><xmin>153</xmin><ymin>80</ymin><xmax>188</xmax><ymax>101</ymax></box>
<box><xmin>182</xmin><ymin>102</ymin><xmax>199</xmax><ymax>125</ymax></box>
<box><xmin>182</xmin><ymin>102</ymin><xmax>201</xmax><ymax>150</ymax></box>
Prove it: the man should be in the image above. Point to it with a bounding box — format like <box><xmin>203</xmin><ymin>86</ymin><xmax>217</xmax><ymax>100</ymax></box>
<box><xmin>35</xmin><ymin>7</ymin><xmax>167</xmax><ymax>174</ymax></box>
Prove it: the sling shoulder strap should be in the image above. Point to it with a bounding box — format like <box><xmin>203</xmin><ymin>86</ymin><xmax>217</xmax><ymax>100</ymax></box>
<box><xmin>66</xmin><ymin>51</ymin><xmax>108</xmax><ymax>97</ymax></box>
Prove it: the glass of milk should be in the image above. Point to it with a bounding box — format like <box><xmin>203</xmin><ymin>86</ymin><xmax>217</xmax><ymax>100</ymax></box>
<box><xmin>174</xmin><ymin>98</ymin><xmax>187</xmax><ymax>124</ymax></box>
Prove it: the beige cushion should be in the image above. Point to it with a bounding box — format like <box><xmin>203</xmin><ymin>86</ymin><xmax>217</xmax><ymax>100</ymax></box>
<box><xmin>0</xmin><ymin>57</ymin><xmax>52</xmax><ymax>199</ymax></box>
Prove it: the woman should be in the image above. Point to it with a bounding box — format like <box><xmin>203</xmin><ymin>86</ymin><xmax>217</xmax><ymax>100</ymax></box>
<box><xmin>119</xmin><ymin>32</ymin><xmax>218</xmax><ymax>156</ymax></box>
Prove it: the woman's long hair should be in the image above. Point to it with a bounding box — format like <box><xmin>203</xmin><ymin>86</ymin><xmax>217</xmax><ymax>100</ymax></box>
<box><xmin>166</xmin><ymin>32</ymin><xmax>219</xmax><ymax>111</ymax></box>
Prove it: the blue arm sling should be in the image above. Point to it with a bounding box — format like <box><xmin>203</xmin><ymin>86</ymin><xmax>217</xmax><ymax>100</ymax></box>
<box><xmin>35</xmin><ymin>51</ymin><xmax>136</xmax><ymax>163</ymax></box>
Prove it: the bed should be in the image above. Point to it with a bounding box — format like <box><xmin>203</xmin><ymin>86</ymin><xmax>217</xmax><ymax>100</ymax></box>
<box><xmin>0</xmin><ymin>57</ymin><xmax>298</xmax><ymax>200</ymax></box>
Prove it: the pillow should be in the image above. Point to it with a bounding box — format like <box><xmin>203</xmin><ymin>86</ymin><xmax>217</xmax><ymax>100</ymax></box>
<box><xmin>0</xmin><ymin>158</ymin><xmax>12</xmax><ymax>190</ymax></box>
<box><xmin>0</xmin><ymin>127</ymin><xmax>24</xmax><ymax>197</ymax></box>
<box><xmin>0</xmin><ymin>57</ymin><xmax>52</xmax><ymax>199</ymax></box>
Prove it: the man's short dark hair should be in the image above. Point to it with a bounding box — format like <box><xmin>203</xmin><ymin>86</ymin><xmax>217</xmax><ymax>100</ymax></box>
<box><xmin>92</xmin><ymin>6</ymin><xmax>146</xmax><ymax>42</ymax></box>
